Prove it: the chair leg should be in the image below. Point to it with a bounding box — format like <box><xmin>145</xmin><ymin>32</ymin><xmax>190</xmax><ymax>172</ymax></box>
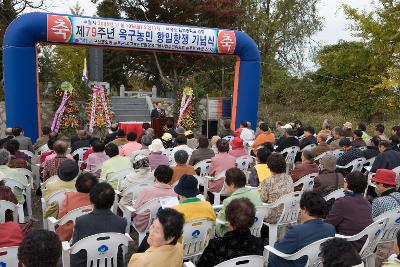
<box><xmin>17</xmin><ymin>205</ymin><xmax>25</xmax><ymax>223</ymax></box>
<box><xmin>214</xmin><ymin>193</ymin><xmax>221</xmax><ymax>205</ymax></box>
<box><xmin>365</xmin><ymin>254</ymin><xmax>375</xmax><ymax>267</ymax></box>
<box><xmin>25</xmin><ymin>189</ymin><xmax>32</xmax><ymax>218</ymax></box>
<box><xmin>269</xmin><ymin>225</ymin><xmax>278</xmax><ymax>247</ymax></box>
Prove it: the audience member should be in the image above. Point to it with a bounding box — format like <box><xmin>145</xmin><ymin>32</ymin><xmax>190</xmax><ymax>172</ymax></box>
<box><xmin>4</xmin><ymin>139</ymin><xmax>30</xmax><ymax>169</ymax></box>
<box><xmin>0</xmin><ymin>128</ymin><xmax>13</xmax><ymax>148</ymax></box>
<box><xmin>293</xmin><ymin>119</ymin><xmax>304</xmax><ymax>137</ymax></box>
<box><xmin>71</xmin><ymin>130</ymin><xmax>90</xmax><ymax>153</ymax></box>
<box><xmin>336</xmin><ymin>138</ymin><xmax>363</xmax><ymax>177</ymax></box>
<box><xmin>132</xmin><ymin>165</ymin><xmax>177</xmax><ymax>232</ymax></box>
<box><xmin>275</xmin><ymin>128</ymin><xmax>300</xmax><ymax>152</ymax></box>
<box><xmin>18</xmin><ymin>230</ymin><xmax>61</xmax><ymax>267</ymax></box>
<box><xmin>42</xmin><ymin>140</ymin><xmax>70</xmax><ymax>181</ymax></box>
<box><xmin>188</xmin><ymin>136</ymin><xmax>215</xmax><ymax>166</ymax></box>
<box><xmin>274</xmin><ymin>121</ymin><xmax>284</xmax><ymax>139</ymax></box>
<box><xmin>313</xmin><ymin>154</ymin><xmax>344</xmax><ymax>197</ymax></box>
<box><xmin>171</xmin><ymin>150</ymin><xmax>196</xmax><ymax>185</ymax></box>
<box><xmin>261</xmin><ymin>153</ymin><xmax>294</xmax><ymax>224</ymax></box>
<box><xmin>120</xmin><ymin>131</ymin><xmax>142</xmax><ymax>156</ymax></box>
<box><xmin>382</xmin><ymin>231</ymin><xmax>400</xmax><ymax>266</ymax></box>
<box><xmin>371</xmin><ymin>140</ymin><xmax>400</xmax><ymax>173</ymax></box>
<box><xmin>127</xmin><ymin>208</ymin><xmax>184</xmax><ymax>267</ymax></box>
<box><xmin>71</xmin><ymin>183</ymin><xmax>126</xmax><ymax>267</ymax></box>
<box><xmin>248</xmin><ymin>147</ymin><xmax>271</xmax><ymax>186</ymax></box>
<box><xmin>299</xmin><ymin>126</ymin><xmax>317</xmax><ymax>150</ymax></box>
<box><xmin>320</xmin><ymin>238</ymin><xmax>363</xmax><ymax>267</ymax></box>
<box><xmin>329</xmin><ymin>127</ymin><xmax>344</xmax><ymax>149</ymax></box>
<box><xmin>0</xmin><ymin>221</ymin><xmax>23</xmax><ymax>247</ymax></box>
<box><xmin>119</xmin><ymin>154</ymin><xmax>154</xmax><ymax>205</ymax></box>
<box><xmin>164</xmin><ymin>120</ymin><xmax>178</xmax><ymax>139</ymax></box>
<box><xmin>100</xmin><ymin>143</ymin><xmax>132</xmax><ymax>189</ymax></box>
<box><xmin>175</xmin><ymin>126</ymin><xmax>186</xmax><ymax>136</ymax></box>
<box><xmin>358</xmin><ymin>122</ymin><xmax>371</xmax><ymax>143</ymax></box>
<box><xmin>138</xmin><ymin>122</ymin><xmax>151</xmax><ymax>142</ymax></box>
<box><xmin>342</xmin><ymin>121</ymin><xmax>354</xmax><ymax>139</ymax></box>
<box><xmin>363</xmin><ymin>136</ymin><xmax>381</xmax><ymax>160</ymax></box>
<box><xmin>228</xmin><ymin>137</ymin><xmax>248</xmax><ymax>158</ymax></box>
<box><xmin>325</xmin><ymin>171</ymin><xmax>373</xmax><ymax>251</ymax></box>
<box><xmin>216</xmin><ymin>168</ymin><xmax>262</xmax><ymax>237</ymax></box>
<box><xmin>170</xmin><ymin>135</ymin><xmax>193</xmax><ymax>165</ymax></box>
<box><xmin>85</xmin><ymin>140</ymin><xmax>108</xmax><ymax>172</ymax></box>
<box><xmin>239</xmin><ymin>121</ymin><xmax>255</xmax><ymax>142</ymax></box>
<box><xmin>33</xmin><ymin>126</ymin><xmax>51</xmax><ymax>150</ymax></box>
<box><xmin>198</xmin><ymin>198</ymin><xmax>264</xmax><ymax>267</ymax></box>
<box><xmin>161</xmin><ymin>132</ymin><xmax>174</xmax><ymax>149</ymax></box>
<box><xmin>268</xmin><ymin>191</ymin><xmax>335</xmax><ymax>267</ymax></box>
<box><xmin>12</xmin><ymin>126</ymin><xmax>33</xmax><ymax>152</ymax></box>
<box><xmin>352</xmin><ymin>129</ymin><xmax>367</xmax><ymax>147</ymax></box>
<box><xmin>375</xmin><ymin>123</ymin><xmax>388</xmax><ymax>141</ymax></box>
<box><xmin>313</xmin><ymin>131</ymin><xmax>331</xmax><ymax>156</ymax></box>
<box><xmin>0</xmin><ymin>149</ymin><xmax>28</xmax><ymax>204</ymax></box>
<box><xmin>148</xmin><ymin>139</ymin><xmax>169</xmax><ymax>170</ymax></box>
<box><xmin>40</xmin><ymin>137</ymin><xmax>57</xmax><ymax>164</ymax></box>
<box><xmin>210</xmin><ymin>135</ymin><xmax>221</xmax><ymax>153</ymax></box>
<box><xmin>390</xmin><ymin>134</ymin><xmax>400</xmax><ymax>151</ymax></box>
<box><xmin>321</xmin><ymin>119</ymin><xmax>332</xmax><ymax>131</ymax></box>
<box><xmin>130</xmin><ymin>134</ymin><xmax>152</xmax><ymax>159</ymax></box>
<box><xmin>104</xmin><ymin>123</ymin><xmax>119</xmax><ymax>144</ymax></box>
<box><xmin>185</xmin><ymin>130</ymin><xmax>199</xmax><ymax>150</ymax></box>
<box><xmin>0</xmin><ymin>180</ymin><xmax>18</xmax><ymax>221</ymax></box>
<box><xmin>112</xmin><ymin>129</ymin><xmax>129</xmax><ymax>147</ymax></box>
<box><xmin>292</xmin><ymin>150</ymin><xmax>318</xmax><ymax>190</ymax></box>
<box><xmin>208</xmin><ymin>139</ymin><xmax>236</xmax><ymax>193</ymax></box>
<box><xmin>219</xmin><ymin>119</ymin><xmax>234</xmax><ymax>138</ymax></box>
<box><xmin>56</xmin><ymin>172</ymin><xmax>98</xmax><ymax>241</ymax></box>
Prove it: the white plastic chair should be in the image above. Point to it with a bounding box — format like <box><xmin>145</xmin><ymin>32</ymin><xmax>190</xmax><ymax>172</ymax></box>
<box><xmin>235</xmin><ymin>156</ymin><xmax>253</xmax><ymax>172</ymax></box>
<box><xmin>279</xmin><ymin>146</ymin><xmax>300</xmax><ymax>173</ymax></box>
<box><xmin>264</xmin><ymin>192</ymin><xmax>302</xmax><ymax>246</ymax></box>
<box><xmin>215</xmin><ymin>255</ymin><xmax>264</xmax><ymax>267</ymax></box>
<box><xmin>358</xmin><ymin>146</ymin><xmax>367</xmax><ymax>151</ymax></box>
<box><xmin>162</xmin><ymin>147</ymin><xmax>174</xmax><ymax>164</ymax></box>
<box><xmin>222</xmin><ymin>135</ymin><xmax>234</xmax><ymax>142</ymax></box>
<box><xmin>364</xmin><ymin>156</ymin><xmax>376</xmax><ymax>168</ymax></box>
<box><xmin>204</xmin><ymin>170</ymin><xmax>228</xmax><ymax>205</ymax></box>
<box><xmin>193</xmin><ymin>159</ymin><xmax>211</xmax><ymax>187</ymax></box>
<box><xmin>72</xmin><ymin>147</ymin><xmax>89</xmax><ymax>168</ymax></box>
<box><xmin>301</xmin><ymin>144</ymin><xmax>316</xmax><ymax>152</ymax></box>
<box><xmin>374</xmin><ymin>207</ymin><xmax>400</xmax><ymax>244</ymax></box>
<box><xmin>336</xmin><ymin>157</ymin><xmax>366</xmax><ymax>173</ymax></box>
<box><xmin>323</xmin><ymin>188</ymin><xmax>345</xmax><ymax>202</ymax></box>
<box><xmin>335</xmin><ymin>218</ymin><xmax>388</xmax><ymax>267</ymax></box>
<box><xmin>15</xmin><ymin>168</ymin><xmax>35</xmax><ymax>190</ymax></box>
<box><xmin>41</xmin><ymin>189</ymin><xmax>76</xmax><ymax>229</ymax></box>
<box><xmin>121</xmin><ymin>198</ymin><xmax>162</xmax><ymax>244</ymax></box>
<box><xmin>314</xmin><ymin>151</ymin><xmax>331</xmax><ymax>162</ymax></box>
<box><xmin>392</xmin><ymin>166</ymin><xmax>400</xmax><ymax>187</ymax></box>
<box><xmin>182</xmin><ymin>219</ymin><xmax>215</xmax><ymax>260</ymax></box>
<box><xmin>114</xmin><ymin>182</ymin><xmax>153</xmax><ymax>213</ymax></box>
<box><xmin>107</xmin><ymin>168</ymin><xmax>133</xmax><ymax>189</ymax></box>
<box><xmin>35</xmin><ymin>143</ymin><xmax>50</xmax><ymax>156</ymax></box>
<box><xmin>293</xmin><ymin>173</ymin><xmax>318</xmax><ymax>192</ymax></box>
<box><xmin>3</xmin><ymin>178</ymin><xmax>31</xmax><ymax>219</ymax></box>
<box><xmin>331</xmin><ymin>149</ymin><xmax>344</xmax><ymax>158</ymax></box>
<box><xmin>41</xmin><ymin>175</ymin><xmax>60</xmax><ymax>188</ymax></box>
<box><xmin>251</xmin><ymin>204</ymin><xmax>270</xmax><ymax>237</ymax></box>
<box><xmin>61</xmin><ymin>232</ymin><xmax>132</xmax><ymax>267</ymax></box>
<box><xmin>0</xmin><ymin>246</ymin><xmax>19</xmax><ymax>267</ymax></box>
<box><xmin>266</xmin><ymin>237</ymin><xmax>334</xmax><ymax>267</ymax></box>
<box><xmin>47</xmin><ymin>205</ymin><xmax>94</xmax><ymax>233</ymax></box>
<box><xmin>0</xmin><ymin>200</ymin><xmax>23</xmax><ymax>223</ymax></box>
<box><xmin>20</xmin><ymin>150</ymin><xmax>33</xmax><ymax>159</ymax></box>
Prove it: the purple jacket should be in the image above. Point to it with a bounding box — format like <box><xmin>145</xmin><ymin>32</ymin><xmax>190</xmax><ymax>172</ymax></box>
<box><xmin>148</xmin><ymin>152</ymin><xmax>169</xmax><ymax>170</ymax></box>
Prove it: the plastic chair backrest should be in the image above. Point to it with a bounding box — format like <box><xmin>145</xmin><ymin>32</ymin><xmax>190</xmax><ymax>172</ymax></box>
<box><xmin>182</xmin><ymin>219</ymin><xmax>215</xmax><ymax>259</ymax></box>
<box><xmin>364</xmin><ymin>156</ymin><xmax>376</xmax><ymax>167</ymax></box>
<box><xmin>72</xmin><ymin>147</ymin><xmax>89</xmax><ymax>161</ymax></box>
<box><xmin>235</xmin><ymin>156</ymin><xmax>253</xmax><ymax>172</ymax></box>
<box><xmin>41</xmin><ymin>175</ymin><xmax>60</xmax><ymax>188</ymax></box>
<box><xmin>0</xmin><ymin>246</ymin><xmax>18</xmax><ymax>267</ymax></box>
<box><xmin>280</xmin><ymin>146</ymin><xmax>300</xmax><ymax>164</ymax></box>
<box><xmin>15</xmin><ymin>168</ymin><xmax>33</xmax><ymax>180</ymax></box>
<box><xmin>323</xmin><ymin>188</ymin><xmax>345</xmax><ymax>202</ymax></box>
<box><xmin>214</xmin><ymin>255</ymin><xmax>264</xmax><ymax>267</ymax></box>
<box><xmin>162</xmin><ymin>147</ymin><xmax>174</xmax><ymax>158</ymax></box>
<box><xmin>251</xmin><ymin>205</ymin><xmax>269</xmax><ymax>237</ymax></box>
<box><xmin>331</xmin><ymin>149</ymin><xmax>344</xmax><ymax>158</ymax></box>
<box><xmin>193</xmin><ymin>159</ymin><xmax>212</xmax><ymax>177</ymax></box>
<box><xmin>314</xmin><ymin>151</ymin><xmax>331</xmax><ymax>162</ymax></box>
<box><xmin>121</xmin><ymin>182</ymin><xmax>153</xmax><ymax>200</ymax></box>
<box><xmin>358</xmin><ymin>146</ymin><xmax>367</xmax><ymax>151</ymax></box>
<box><xmin>36</xmin><ymin>144</ymin><xmax>49</xmax><ymax>155</ymax></box>
<box><xmin>222</xmin><ymin>136</ymin><xmax>234</xmax><ymax>142</ymax></box>
<box><xmin>20</xmin><ymin>150</ymin><xmax>33</xmax><ymax>158</ymax></box>
<box><xmin>3</xmin><ymin>178</ymin><xmax>27</xmax><ymax>190</ymax></box>
<box><xmin>270</xmin><ymin>192</ymin><xmax>302</xmax><ymax>225</ymax></box>
<box><xmin>56</xmin><ymin>205</ymin><xmax>94</xmax><ymax>226</ymax></box>
<box><xmin>293</xmin><ymin>173</ymin><xmax>318</xmax><ymax>192</ymax></box>
<box><xmin>301</xmin><ymin>144</ymin><xmax>316</xmax><ymax>152</ymax></box>
<box><xmin>136</xmin><ymin>198</ymin><xmax>162</xmax><ymax>232</ymax></box>
<box><xmin>0</xmin><ymin>200</ymin><xmax>18</xmax><ymax>222</ymax></box>
<box><xmin>45</xmin><ymin>190</ymin><xmax>76</xmax><ymax>208</ymax></box>
<box><xmin>392</xmin><ymin>166</ymin><xmax>400</xmax><ymax>180</ymax></box>
<box><xmin>374</xmin><ymin>208</ymin><xmax>400</xmax><ymax>243</ymax></box>
<box><xmin>108</xmin><ymin>168</ymin><xmax>133</xmax><ymax>183</ymax></box>
<box><xmin>68</xmin><ymin>233</ymin><xmax>131</xmax><ymax>266</ymax></box>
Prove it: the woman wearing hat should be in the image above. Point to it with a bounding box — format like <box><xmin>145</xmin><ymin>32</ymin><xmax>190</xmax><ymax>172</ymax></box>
<box><xmin>148</xmin><ymin>139</ymin><xmax>169</xmax><ymax>171</ymax></box>
<box><xmin>228</xmin><ymin>137</ymin><xmax>248</xmax><ymax>159</ymax></box>
<box><xmin>313</xmin><ymin>154</ymin><xmax>344</xmax><ymax>197</ymax></box>
<box><xmin>161</xmin><ymin>133</ymin><xmax>174</xmax><ymax>149</ymax></box>
<box><xmin>185</xmin><ymin>130</ymin><xmax>199</xmax><ymax>150</ymax></box>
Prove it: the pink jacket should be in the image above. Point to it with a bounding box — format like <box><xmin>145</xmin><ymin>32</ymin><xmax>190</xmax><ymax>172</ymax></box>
<box><xmin>208</xmin><ymin>153</ymin><xmax>236</xmax><ymax>192</ymax></box>
<box><xmin>228</xmin><ymin>148</ymin><xmax>248</xmax><ymax>159</ymax></box>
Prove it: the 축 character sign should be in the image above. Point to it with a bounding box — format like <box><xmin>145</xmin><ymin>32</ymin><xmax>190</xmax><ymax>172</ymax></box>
<box><xmin>3</xmin><ymin>13</ymin><xmax>260</xmax><ymax>140</ymax></box>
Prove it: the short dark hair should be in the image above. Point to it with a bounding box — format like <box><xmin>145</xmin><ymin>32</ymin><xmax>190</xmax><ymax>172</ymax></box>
<box><xmin>257</xmin><ymin>147</ymin><xmax>271</xmax><ymax>164</ymax></box>
<box><xmin>304</xmin><ymin>126</ymin><xmax>315</xmax><ymax>135</ymax></box>
<box><xmin>110</xmin><ymin>123</ymin><xmax>119</xmax><ymax>132</ymax></box>
<box><xmin>346</xmin><ymin>171</ymin><xmax>367</xmax><ymax>194</ymax></box>
<box><xmin>294</xmin><ymin>119</ymin><xmax>302</xmax><ymax>126</ymax></box>
<box><xmin>47</xmin><ymin>137</ymin><xmax>57</xmax><ymax>150</ymax></box>
<box><xmin>154</xmin><ymin>165</ymin><xmax>173</xmax><ymax>184</ymax></box>
<box><xmin>339</xmin><ymin>138</ymin><xmax>351</xmax><ymax>148</ymax></box>
<box><xmin>53</xmin><ymin>140</ymin><xmax>67</xmax><ymax>155</ymax></box>
<box><xmin>240</xmin><ymin>121</ymin><xmax>248</xmax><ymax>127</ymax></box>
<box><xmin>92</xmin><ymin>140</ymin><xmax>105</xmax><ymax>153</ymax></box>
<box><xmin>166</xmin><ymin>120</ymin><xmax>174</xmax><ymax>129</ymax></box>
<box><xmin>90</xmin><ymin>182</ymin><xmax>115</xmax><ymax>209</ymax></box>
<box><xmin>225</xmin><ymin>168</ymin><xmax>246</xmax><ymax>188</ymax></box>
<box><xmin>18</xmin><ymin>230</ymin><xmax>61</xmax><ymax>267</ymax></box>
<box><xmin>266</xmin><ymin>153</ymin><xmax>286</xmax><ymax>174</ymax></box>
<box><xmin>370</xmin><ymin>136</ymin><xmax>381</xmax><ymax>147</ymax></box>
<box><xmin>174</xmin><ymin>150</ymin><xmax>189</xmax><ymax>164</ymax></box>
<box><xmin>216</xmin><ymin>139</ymin><xmax>229</xmax><ymax>153</ymax></box>
<box><xmin>42</xmin><ymin>126</ymin><xmax>51</xmax><ymax>135</ymax></box>
<box><xmin>4</xmin><ymin>140</ymin><xmax>17</xmax><ymax>155</ymax></box>
<box><xmin>198</xmin><ymin>136</ymin><xmax>209</xmax><ymax>148</ymax></box>
<box><xmin>376</xmin><ymin>123</ymin><xmax>385</xmax><ymax>134</ymax></box>
<box><xmin>142</xmin><ymin>122</ymin><xmax>151</xmax><ymax>130</ymax></box>
<box><xmin>116</xmin><ymin>129</ymin><xmax>125</xmax><ymax>137</ymax></box>
<box><xmin>157</xmin><ymin>208</ymin><xmax>184</xmax><ymax>245</ymax></box>
<box><xmin>321</xmin><ymin>238</ymin><xmax>363</xmax><ymax>267</ymax></box>
<box><xmin>333</xmin><ymin>127</ymin><xmax>344</xmax><ymax>136</ymax></box>
<box><xmin>8</xmin><ymin>139</ymin><xmax>20</xmax><ymax>151</ymax></box>
<box><xmin>76</xmin><ymin>172</ymin><xmax>98</xmax><ymax>193</ymax></box>
<box><xmin>105</xmin><ymin>143</ymin><xmax>119</xmax><ymax>157</ymax></box>
<box><xmin>300</xmin><ymin>191</ymin><xmax>325</xmax><ymax>218</ymax></box>
<box><xmin>379</xmin><ymin>140</ymin><xmax>391</xmax><ymax>148</ymax></box>
<box><xmin>285</xmin><ymin>128</ymin><xmax>295</xmax><ymax>136</ymax></box>
<box><xmin>12</xmin><ymin>126</ymin><xmax>23</xmax><ymax>136</ymax></box>
<box><xmin>226</xmin><ymin>198</ymin><xmax>256</xmax><ymax>230</ymax></box>
<box><xmin>260</xmin><ymin>142</ymin><xmax>274</xmax><ymax>153</ymax></box>
<box><xmin>353</xmin><ymin>129</ymin><xmax>363</xmax><ymax>138</ymax></box>
<box><xmin>358</xmin><ymin>123</ymin><xmax>367</xmax><ymax>132</ymax></box>
<box><xmin>390</xmin><ymin>134</ymin><xmax>400</xmax><ymax>145</ymax></box>
<box><xmin>392</xmin><ymin>125</ymin><xmax>400</xmax><ymax>133</ymax></box>
<box><xmin>127</xmin><ymin>131</ymin><xmax>137</xmax><ymax>142</ymax></box>
<box><xmin>175</xmin><ymin>135</ymin><xmax>187</xmax><ymax>145</ymax></box>
<box><xmin>259</xmin><ymin>123</ymin><xmax>269</xmax><ymax>132</ymax></box>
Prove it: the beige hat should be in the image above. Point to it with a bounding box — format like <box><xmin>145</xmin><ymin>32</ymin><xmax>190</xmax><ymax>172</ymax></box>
<box><xmin>282</xmin><ymin>124</ymin><xmax>292</xmax><ymax>129</ymax></box>
<box><xmin>343</xmin><ymin>122</ymin><xmax>352</xmax><ymax>129</ymax></box>
<box><xmin>319</xmin><ymin>153</ymin><xmax>337</xmax><ymax>172</ymax></box>
<box><xmin>162</xmin><ymin>133</ymin><xmax>173</xmax><ymax>141</ymax></box>
<box><xmin>149</xmin><ymin>139</ymin><xmax>165</xmax><ymax>152</ymax></box>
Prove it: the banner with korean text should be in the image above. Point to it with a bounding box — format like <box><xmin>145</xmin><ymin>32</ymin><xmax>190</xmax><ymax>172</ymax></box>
<box><xmin>47</xmin><ymin>15</ymin><xmax>236</xmax><ymax>54</ymax></box>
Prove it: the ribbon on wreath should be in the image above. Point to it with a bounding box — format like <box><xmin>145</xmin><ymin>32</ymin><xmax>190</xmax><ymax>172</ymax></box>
<box><xmin>177</xmin><ymin>94</ymin><xmax>193</xmax><ymax>125</ymax></box>
<box><xmin>51</xmin><ymin>91</ymin><xmax>71</xmax><ymax>133</ymax></box>
<box><xmin>89</xmin><ymin>85</ymin><xmax>111</xmax><ymax>133</ymax></box>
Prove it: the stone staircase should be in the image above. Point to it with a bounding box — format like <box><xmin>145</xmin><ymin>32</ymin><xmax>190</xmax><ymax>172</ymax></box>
<box><xmin>111</xmin><ymin>97</ymin><xmax>151</xmax><ymax>122</ymax></box>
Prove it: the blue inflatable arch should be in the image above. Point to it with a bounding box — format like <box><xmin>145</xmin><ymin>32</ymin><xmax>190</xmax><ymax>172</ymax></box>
<box><xmin>3</xmin><ymin>12</ymin><xmax>260</xmax><ymax>140</ymax></box>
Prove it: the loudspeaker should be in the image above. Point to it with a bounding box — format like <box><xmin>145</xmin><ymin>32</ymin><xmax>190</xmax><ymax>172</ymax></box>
<box><xmin>202</xmin><ymin>120</ymin><xmax>218</xmax><ymax>138</ymax></box>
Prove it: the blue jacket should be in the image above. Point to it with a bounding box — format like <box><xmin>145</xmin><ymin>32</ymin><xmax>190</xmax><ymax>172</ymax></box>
<box><xmin>268</xmin><ymin>219</ymin><xmax>335</xmax><ymax>267</ymax></box>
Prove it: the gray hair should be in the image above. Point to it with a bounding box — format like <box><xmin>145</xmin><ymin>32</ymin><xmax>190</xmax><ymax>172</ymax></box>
<box><xmin>0</xmin><ymin>149</ymin><xmax>10</xmax><ymax>165</ymax></box>
<box><xmin>141</xmin><ymin>134</ymin><xmax>153</xmax><ymax>146</ymax></box>
<box><xmin>174</xmin><ymin>150</ymin><xmax>189</xmax><ymax>164</ymax></box>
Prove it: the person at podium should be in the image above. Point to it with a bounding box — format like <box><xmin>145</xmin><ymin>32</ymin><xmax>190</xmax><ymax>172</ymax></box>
<box><xmin>151</xmin><ymin>102</ymin><xmax>166</xmax><ymax>118</ymax></box>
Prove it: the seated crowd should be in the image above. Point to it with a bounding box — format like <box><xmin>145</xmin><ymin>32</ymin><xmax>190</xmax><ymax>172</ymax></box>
<box><xmin>2</xmin><ymin>119</ymin><xmax>400</xmax><ymax>267</ymax></box>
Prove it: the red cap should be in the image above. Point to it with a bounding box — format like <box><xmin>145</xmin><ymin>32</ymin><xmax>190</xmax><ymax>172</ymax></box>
<box><xmin>230</xmin><ymin>137</ymin><xmax>244</xmax><ymax>149</ymax></box>
<box><xmin>372</xmin><ymin>169</ymin><xmax>397</xmax><ymax>186</ymax></box>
